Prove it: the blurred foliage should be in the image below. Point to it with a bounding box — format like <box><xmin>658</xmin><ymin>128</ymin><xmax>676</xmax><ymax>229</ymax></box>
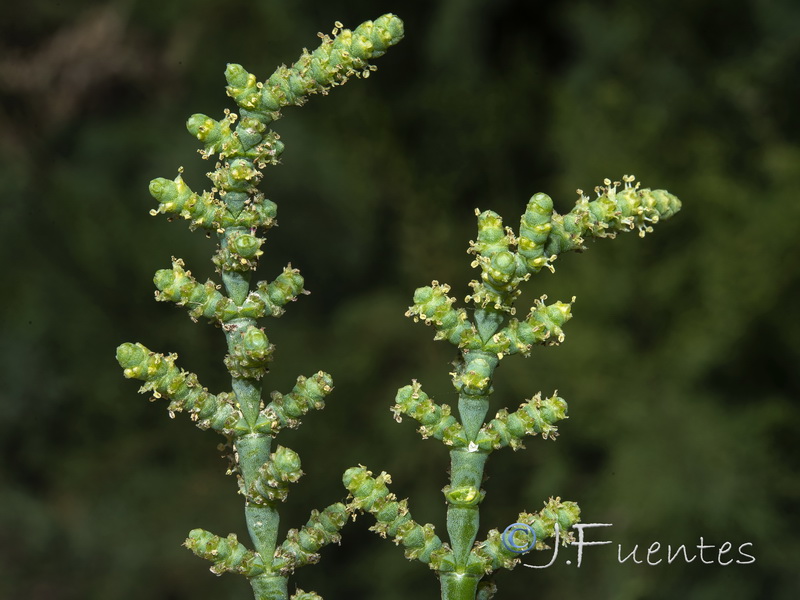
<box><xmin>1</xmin><ymin>0</ymin><xmax>799</xmax><ymax>598</ymax></box>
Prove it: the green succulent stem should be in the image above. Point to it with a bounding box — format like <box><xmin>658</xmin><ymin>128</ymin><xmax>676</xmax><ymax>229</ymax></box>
<box><xmin>235</xmin><ymin>434</ymin><xmax>279</xmax><ymax>560</ymax></box>
<box><xmin>444</xmin><ymin>311</ymin><xmax>499</xmax><ymax>597</ymax></box>
<box><xmin>119</xmin><ymin>13</ymin><xmax>404</xmax><ymax>600</ymax></box>
<box><xmin>473</xmin><ymin>308</ymin><xmax>504</xmax><ymax>344</ymax></box>
<box><xmin>440</xmin><ymin>573</ymin><xmax>482</xmax><ymax>600</ymax></box>
<box><xmin>358</xmin><ymin>176</ymin><xmax>680</xmax><ymax>598</ymax></box>
<box><xmin>446</xmin><ymin>449</ymin><xmax>489</xmax><ymax>567</ymax></box>
<box><xmin>249</xmin><ymin>574</ymin><xmax>289</xmax><ymax>600</ymax></box>
<box><xmin>220</xmin><ymin>228</ymin><xmax>253</xmax><ymax>304</ymax></box>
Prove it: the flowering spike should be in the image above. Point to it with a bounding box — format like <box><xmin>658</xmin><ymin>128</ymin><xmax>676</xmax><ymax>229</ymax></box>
<box><xmin>153</xmin><ymin>258</ymin><xmax>238</xmax><ymax>323</ymax></box>
<box><xmin>343</xmin><ymin>466</ymin><xmax>448</xmax><ymax>566</ymax></box>
<box><xmin>468</xmin><ymin>210</ymin><xmax>512</xmax><ymax>258</ymax></box>
<box><xmin>490</xmin><ymin>296</ymin><xmax>575</xmax><ymax>356</ymax></box>
<box><xmin>406</xmin><ymin>282</ymin><xmax>481</xmax><ymax>348</ymax></box>
<box><xmin>476</xmin><ymin>392</ymin><xmax>568</xmax><ymax>451</ymax></box>
<box><xmin>149</xmin><ymin>175</ymin><xmax>225</xmax><ymax>230</ymax></box>
<box><xmin>254</xmin><ymin>266</ymin><xmax>306</xmax><ymax>316</ymax></box>
<box><xmin>518</xmin><ymin>193</ymin><xmax>555</xmax><ymax>273</ymax></box>
<box><xmin>184</xmin><ymin>529</ymin><xmax>267</xmax><ymax>576</ymax></box>
<box><xmin>224</xmin><ymin>15</ymin><xmax>403</xmax><ymax>127</ymax></box>
<box><xmin>273</xmin><ymin>503</ymin><xmax>348</xmax><ymax>572</ymax></box>
<box><xmin>392</xmin><ymin>381</ymin><xmax>467</xmax><ymax>448</ymax></box>
<box><xmin>544</xmin><ymin>177</ymin><xmax>682</xmax><ymax>258</ymax></box>
<box><xmin>116</xmin><ymin>342</ymin><xmax>241</xmax><ymax>435</ymax></box>
<box><xmin>466</xmin><ymin>211</ymin><xmax>529</xmax><ymax>312</ymax></box>
<box><xmin>261</xmin><ymin>372</ymin><xmax>334</xmax><ymax>434</ymax></box>
<box><xmin>471</xmin><ymin>498</ymin><xmax>580</xmax><ymax>573</ymax></box>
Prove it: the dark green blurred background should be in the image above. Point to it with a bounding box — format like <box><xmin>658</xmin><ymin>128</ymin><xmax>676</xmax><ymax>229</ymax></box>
<box><xmin>2</xmin><ymin>0</ymin><xmax>799</xmax><ymax>598</ymax></box>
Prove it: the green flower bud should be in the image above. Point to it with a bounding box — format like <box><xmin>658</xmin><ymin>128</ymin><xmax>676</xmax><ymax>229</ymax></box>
<box><xmin>469</xmin><ymin>210</ymin><xmax>510</xmax><ymax>259</ymax></box>
<box><xmin>273</xmin><ymin>445</ymin><xmax>303</xmax><ymax>477</ymax></box>
<box><xmin>213</xmin><ymin>231</ymin><xmax>265</xmax><ymax>273</ymax></box>
<box><xmin>209</xmin><ymin>158</ymin><xmax>261</xmax><ymax>193</ymax></box>
<box><xmin>229</xmin><ymin>194</ymin><xmax>277</xmax><ymax>230</ymax></box>
<box><xmin>489</xmin><ymin>250</ymin><xmax>517</xmax><ymax>282</ymax></box>
<box><xmin>366</xmin><ymin>14</ymin><xmax>405</xmax><ymax>55</ymax></box>
<box><xmin>247</xmin><ymin>445</ymin><xmax>303</xmax><ymax>503</ymax></box>
<box><xmin>452</xmin><ymin>355</ymin><xmax>493</xmax><ymax>396</ymax></box>
<box><xmin>224</xmin><ymin>63</ymin><xmax>260</xmax><ymax>110</ymax></box>
<box><xmin>234</xmin><ymin>233</ymin><xmax>262</xmax><ymax>258</ymax></box>
<box><xmin>224</xmin><ymin>325</ymin><xmax>274</xmax><ymax>379</ymax></box>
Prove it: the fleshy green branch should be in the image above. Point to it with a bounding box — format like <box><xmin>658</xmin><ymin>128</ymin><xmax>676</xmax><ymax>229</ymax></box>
<box><xmin>471</xmin><ymin>498</ymin><xmax>581</xmax><ymax>573</ymax></box>
<box><xmin>348</xmin><ymin>175</ymin><xmax>679</xmax><ymax>599</ymax></box>
<box><xmin>392</xmin><ymin>381</ymin><xmax>467</xmax><ymax>448</ymax></box>
<box><xmin>184</xmin><ymin>529</ymin><xmax>267</xmax><ymax>576</ymax></box>
<box><xmin>262</xmin><ymin>372</ymin><xmax>334</xmax><ymax>434</ymax></box>
<box><xmin>153</xmin><ymin>257</ymin><xmax>238</xmax><ymax>322</ymax></box>
<box><xmin>273</xmin><ymin>503</ymin><xmax>349</xmax><ymax>572</ymax></box>
<box><xmin>484</xmin><ymin>296</ymin><xmax>575</xmax><ymax>357</ymax></box>
<box><xmin>118</xmin><ymin>14</ymin><xmax>404</xmax><ymax>600</ymax></box>
<box><xmin>343</xmin><ymin>466</ymin><xmax>448</xmax><ymax>566</ymax></box>
<box><xmin>467</xmin><ymin>177</ymin><xmax>681</xmax><ymax>314</ymax></box>
<box><xmin>223</xmin><ymin>15</ymin><xmax>404</xmax><ymax>127</ymax></box>
<box><xmin>406</xmin><ymin>282</ymin><xmax>482</xmax><ymax>348</ymax></box>
<box><xmin>116</xmin><ymin>342</ymin><xmax>242</xmax><ymax>435</ymax></box>
<box><xmin>151</xmin><ymin>258</ymin><xmax>307</xmax><ymax>323</ymax></box>
<box><xmin>475</xmin><ymin>392</ymin><xmax>568</xmax><ymax>451</ymax></box>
